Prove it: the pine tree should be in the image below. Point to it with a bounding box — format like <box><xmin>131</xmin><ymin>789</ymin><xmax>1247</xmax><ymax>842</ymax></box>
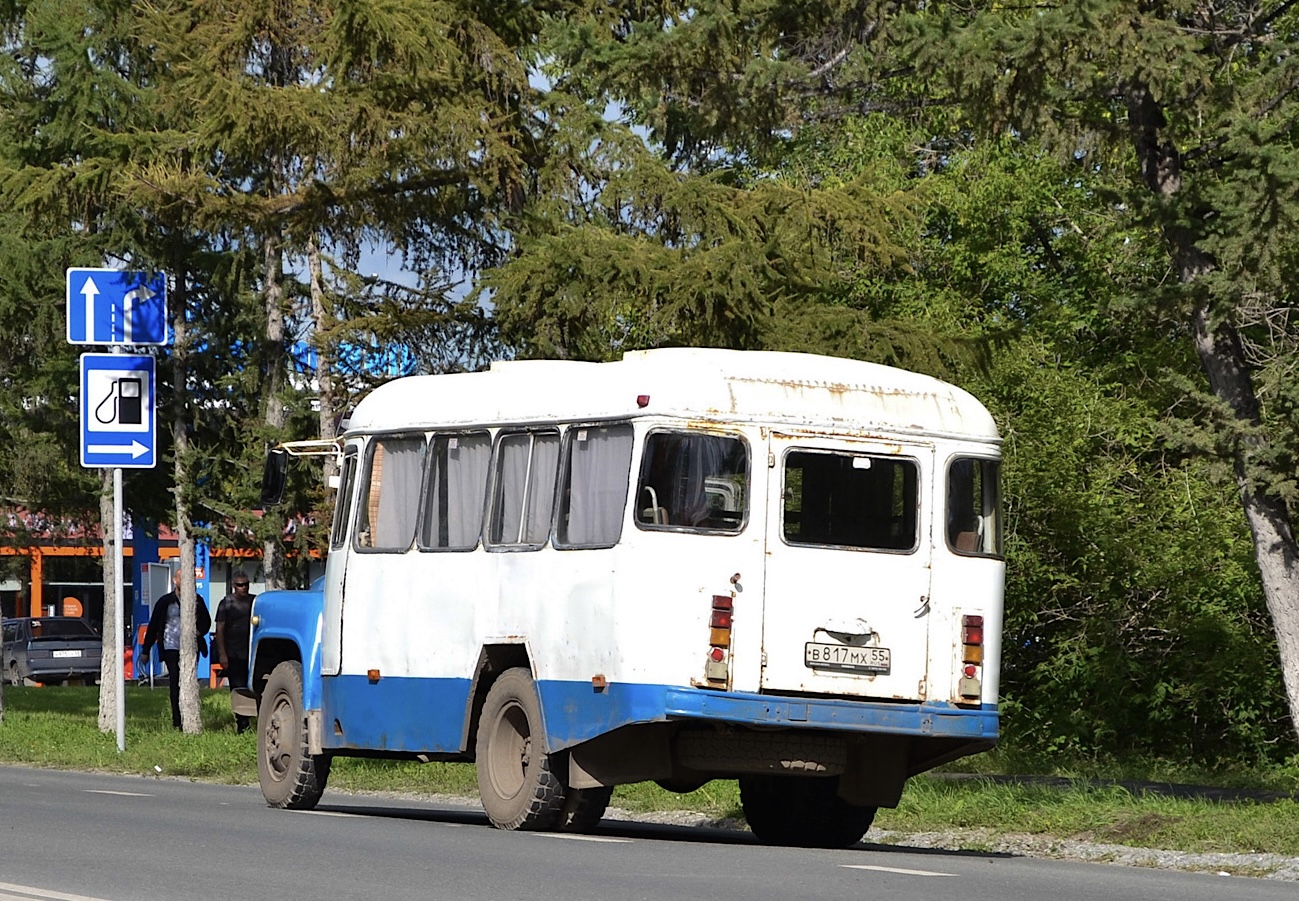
<box><xmin>0</xmin><ymin>0</ymin><xmax>183</xmax><ymax>731</ymax></box>
<box><xmin>127</xmin><ymin>1</ymin><xmax>534</xmax><ymax>581</ymax></box>
<box><xmin>540</xmin><ymin>0</ymin><xmax>1299</xmax><ymax>748</ymax></box>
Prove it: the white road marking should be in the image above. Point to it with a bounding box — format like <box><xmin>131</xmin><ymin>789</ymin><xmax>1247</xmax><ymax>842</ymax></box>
<box><xmin>535</xmin><ymin>833</ymin><xmax>633</xmax><ymax>843</ymax></box>
<box><xmin>84</xmin><ymin>790</ymin><xmax>151</xmax><ymax>797</ymax></box>
<box><xmin>841</xmin><ymin>864</ymin><xmax>957</xmax><ymax>877</ymax></box>
<box><xmin>296</xmin><ymin>810</ymin><xmax>465</xmax><ymax>825</ymax></box>
<box><xmin>0</xmin><ymin>881</ymin><xmax>119</xmax><ymax>901</ymax></box>
<box><xmin>297</xmin><ymin>810</ymin><xmax>363</xmax><ymax>817</ymax></box>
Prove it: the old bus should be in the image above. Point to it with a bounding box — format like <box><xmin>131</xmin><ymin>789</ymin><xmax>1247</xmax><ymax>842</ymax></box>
<box><xmin>248</xmin><ymin>348</ymin><xmax>1004</xmax><ymax>847</ymax></box>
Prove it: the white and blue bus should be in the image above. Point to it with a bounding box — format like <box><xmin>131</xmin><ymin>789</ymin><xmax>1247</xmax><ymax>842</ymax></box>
<box><xmin>248</xmin><ymin>348</ymin><xmax>1003</xmax><ymax>847</ymax></box>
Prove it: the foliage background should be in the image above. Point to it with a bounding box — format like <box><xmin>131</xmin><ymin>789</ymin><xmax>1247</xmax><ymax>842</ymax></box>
<box><xmin>1</xmin><ymin>0</ymin><xmax>1295</xmax><ymax>768</ymax></box>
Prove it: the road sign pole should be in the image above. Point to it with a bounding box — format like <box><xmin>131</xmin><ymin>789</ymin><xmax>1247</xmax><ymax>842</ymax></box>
<box><xmin>111</xmin><ymin>344</ymin><xmax>126</xmax><ymax>753</ymax></box>
<box><xmin>114</xmin><ymin>463</ymin><xmax>125</xmax><ymax>753</ymax></box>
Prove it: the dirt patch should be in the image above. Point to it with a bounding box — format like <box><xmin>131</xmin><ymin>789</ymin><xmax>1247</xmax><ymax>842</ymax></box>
<box><xmin>1093</xmin><ymin>812</ymin><xmax>1183</xmax><ymax>844</ymax></box>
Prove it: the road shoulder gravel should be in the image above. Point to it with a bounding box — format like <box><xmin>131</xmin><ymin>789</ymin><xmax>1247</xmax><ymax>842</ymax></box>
<box><xmin>601</xmin><ymin>807</ymin><xmax>1299</xmax><ymax>882</ymax></box>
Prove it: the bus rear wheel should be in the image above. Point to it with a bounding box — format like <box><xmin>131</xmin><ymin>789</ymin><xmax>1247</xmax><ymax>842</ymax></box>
<box><xmin>558</xmin><ymin>785</ymin><xmax>613</xmax><ymax>833</ymax></box>
<box><xmin>476</xmin><ymin>667</ymin><xmax>566</xmax><ymax>830</ymax></box>
<box><xmin>739</xmin><ymin>774</ymin><xmax>877</xmax><ymax>848</ymax></box>
<box><xmin>258</xmin><ymin>660</ymin><xmax>330</xmax><ymax>810</ymax></box>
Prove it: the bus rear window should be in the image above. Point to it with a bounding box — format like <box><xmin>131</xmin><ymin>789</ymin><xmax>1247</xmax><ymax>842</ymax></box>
<box><xmin>636</xmin><ymin>431</ymin><xmax>748</xmax><ymax>532</ymax></box>
<box><xmin>783</xmin><ymin>451</ymin><xmax>918</xmax><ymax>551</ymax></box>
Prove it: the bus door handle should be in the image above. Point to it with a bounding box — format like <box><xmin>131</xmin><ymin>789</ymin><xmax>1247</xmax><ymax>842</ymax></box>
<box><xmin>816</xmin><ymin>618</ymin><xmax>872</xmax><ymax>641</ymax></box>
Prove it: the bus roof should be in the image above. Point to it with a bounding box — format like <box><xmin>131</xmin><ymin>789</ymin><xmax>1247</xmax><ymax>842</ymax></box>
<box><xmin>346</xmin><ymin>348</ymin><xmax>1000</xmax><ymax>442</ymax></box>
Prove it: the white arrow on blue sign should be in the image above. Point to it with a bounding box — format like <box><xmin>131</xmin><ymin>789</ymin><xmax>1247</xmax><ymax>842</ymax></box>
<box><xmin>66</xmin><ymin>268</ymin><xmax>169</xmax><ymax>346</ymax></box>
<box><xmin>80</xmin><ymin>353</ymin><xmax>157</xmax><ymax>469</ymax></box>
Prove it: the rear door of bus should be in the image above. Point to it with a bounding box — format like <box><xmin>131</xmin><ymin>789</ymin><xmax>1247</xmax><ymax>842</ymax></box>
<box><xmin>760</xmin><ymin>433</ymin><xmax>934</xmax><ymax>702</ymax></box>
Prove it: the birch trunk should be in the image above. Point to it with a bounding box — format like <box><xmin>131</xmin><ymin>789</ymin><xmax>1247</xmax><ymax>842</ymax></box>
<box><xmin>97</xmin><ymin>469</ymin><xmax>117</xmax><ymax>732</ymax></box>
<box><xmin>262</xmin><ymin>232</ymin><xmax>288</xmax><ymax>590</ymax></box>
<box><xmin>308</xmin><ymin>235</ymin><xmax>338</xmax><ymax>485</ymax></box>
<box><xmin>172</xmin><ymin>267</ymin><xmax>203</xmax><ymax>733</ymax></box>
<box><xmin>1130</xmin><ymin>81</ymin><xmax>1299</xmax><ymax>745</ymax></box>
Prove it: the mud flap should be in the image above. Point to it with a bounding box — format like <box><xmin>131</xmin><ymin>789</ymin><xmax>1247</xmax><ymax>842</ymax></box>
<box><xmin>231</xmin><ymin>688</ymin><xmax>257</xmax><ymax>718</ymax></box>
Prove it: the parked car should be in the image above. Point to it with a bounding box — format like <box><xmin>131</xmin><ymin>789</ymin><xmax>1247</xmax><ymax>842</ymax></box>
<box><xmin>2</xmin><ymin>617</ymin><xmax>102</xmax><ymax>686</ymax></box>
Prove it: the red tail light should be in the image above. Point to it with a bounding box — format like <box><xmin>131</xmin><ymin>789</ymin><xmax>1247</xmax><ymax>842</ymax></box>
<box><xmin>959</xmin><ymin>614</ymin><xmax>984</xmax><ymax>702</ymax></box>
<box><xmin>706</xmin><ymin>595</ymin><xmax>734</xmax><ymax>686</ymax></box>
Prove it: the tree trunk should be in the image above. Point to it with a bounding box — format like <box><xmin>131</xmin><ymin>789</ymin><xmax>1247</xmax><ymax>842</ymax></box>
<box><xmin>175</xmin><ymin>523</ymin><xmax>202</xmax><ymax>734</ymax></box>
<box><xmin>1129</xmin><ymin>80</ymin><xmax>1299</xmax><ymax>745</ymax></box>
<box><xmin>97</xmin><ymin>469</ymin><xmax>117</xmax><ymax>732</ymax></box>
<box><xmin>1192</xmin><ymin>307</ymin><xmax>1299</xmax><ymax>746</ymax></box>
<box><xmin>308</xmin><ymin>234</ymin><xmax>338</xmax><ymax>485</ymax></box>
<box><xmin>172</xmin><ymin>266</ymin><xmax>203</xmax><ymax>734</ymax></box>
<box><xmin>262</xmin><ymin>231</ymin><xmax>288</xmax><ymax>590</ymax></box>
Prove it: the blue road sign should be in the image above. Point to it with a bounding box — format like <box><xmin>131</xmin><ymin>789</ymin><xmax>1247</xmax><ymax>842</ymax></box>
<box><xmin>67</xmin><ymin>268</ymin><xmax>168</xmax><ymax>345</ymax></box>
<box><xmin>80</xmin><ymin>353</ymin><xmax>156</xmax><ymax>469</ymax></box>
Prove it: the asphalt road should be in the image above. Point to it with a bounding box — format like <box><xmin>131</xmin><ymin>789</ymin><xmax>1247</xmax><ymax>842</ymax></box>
<box><xmin>0</xmin><ymin>765</ymin><xmax>1293</xmax><ymax>901</ymax></box>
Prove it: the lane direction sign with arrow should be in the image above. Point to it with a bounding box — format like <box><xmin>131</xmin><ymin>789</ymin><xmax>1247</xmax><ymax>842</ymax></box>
<box><xmin>67</xmin><ymin>268</ymin><xmax>168</xmax><ymax>345</ymax></box>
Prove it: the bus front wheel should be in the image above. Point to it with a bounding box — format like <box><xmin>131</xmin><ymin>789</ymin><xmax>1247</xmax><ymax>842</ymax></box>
<box><xmin>258</xmin><ymin>660</ymin><xmax>330</xmax><ymax>810</ymax></box>
<box><xmin>739</xmin><ymin>774</ymin><xmax>877</xmax><ymax>848</ymax></box>
<box><xmin>476</xmin><ymin>667</ymin><xmax>566</xmax><ymax>830</ymax></box>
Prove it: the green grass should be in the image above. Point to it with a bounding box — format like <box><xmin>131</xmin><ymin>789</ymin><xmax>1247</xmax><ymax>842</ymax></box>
<box><xmin>2</xmin><ymin>686</ymin><xmax>1297</xmax><ymax>859</ymax></box>
<box><xmin>874</xmin><ymin>775</ymin><xmax>1299</xmax><ymax>857</ymax></box>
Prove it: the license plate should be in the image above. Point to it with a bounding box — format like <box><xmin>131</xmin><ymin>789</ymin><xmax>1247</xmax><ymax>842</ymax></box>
<box><xmin>52</xmin><ymin>649</ymin><xmax>83</xmax><ymax>658</ymax></box>
<box><xmin>804</xmin><ymin>642</ymin><xmax>891</xmax><ymax>674</ymax></box>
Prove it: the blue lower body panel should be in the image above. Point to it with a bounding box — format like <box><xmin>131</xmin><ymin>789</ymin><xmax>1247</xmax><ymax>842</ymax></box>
<box><xmin>321</xmin><ymin>675</ymin><xmax>472</xmax><ymax>752</ymax></box>
<box><xmin>318</xmin><ymin>673</ymin><xmax>998</xmax><ymax>755</ymax></box>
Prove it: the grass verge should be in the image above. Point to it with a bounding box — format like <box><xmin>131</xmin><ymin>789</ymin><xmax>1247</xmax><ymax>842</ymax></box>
<box><xmin>2</xmin><ymin>686</ymin><xmax>1297</xmax><ymax>859</ymax></box>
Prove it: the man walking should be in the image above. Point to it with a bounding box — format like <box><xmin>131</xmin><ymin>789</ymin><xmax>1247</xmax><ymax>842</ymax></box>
<box><xmin>215</xmin><ymin>570</ymin><xmax>255</xmax><ymax>733</ymax></box>
<box><xmin>140</xmin><ymin>569</ymin><xmax>211</xmax><ymax>729</ymax></box>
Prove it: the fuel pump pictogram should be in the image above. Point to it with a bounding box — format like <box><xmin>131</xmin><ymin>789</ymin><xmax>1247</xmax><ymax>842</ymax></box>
<box><xmin>94</xmin><ymin>376</ymin><xmax>143</xmax><ymax>426</ymax></box>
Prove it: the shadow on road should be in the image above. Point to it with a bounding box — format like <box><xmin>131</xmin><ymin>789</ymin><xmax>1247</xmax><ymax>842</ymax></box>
<box><xmin>308</xmin><ymin>797</ymin><xmax>1018</xmax><ymax>858</ymax></box>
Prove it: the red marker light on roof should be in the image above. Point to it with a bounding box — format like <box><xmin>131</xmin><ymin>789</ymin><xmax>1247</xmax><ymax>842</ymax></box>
<box><xmin>636</xmin><ymin>394</ymin><xmax>650</xmax><ymax>408</ymax></box>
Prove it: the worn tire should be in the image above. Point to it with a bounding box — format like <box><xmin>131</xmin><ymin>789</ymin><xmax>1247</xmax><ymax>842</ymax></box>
<box><xmin>258</xmin><ymin>660</ymin><xmax>330</xmax><ymax>810</ymax></box>
<box><xmin>557</xmin><ymin>785</ymin><xmax>613</xmax><ymax>833</ymax></box>
<box><xmin>739</xmin><ymin>774</ymin><xmax>877</xmax><ymax>848</ymax></box>
<box><xmin>475</xmin><ymin>667</ymin><xmax>566</xmax><ymax>831</ymax></box>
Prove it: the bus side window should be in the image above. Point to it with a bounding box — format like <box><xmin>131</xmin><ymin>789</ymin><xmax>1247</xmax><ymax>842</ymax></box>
<box><xmin>330</xmin><ymin>451</ymin><xmax>359</xmax><ymax>551</ymax></box>
<box><xmin>487</xmin><ymin>429</ymin><xmax>561</xmax><ymax>549</ymax></box>
<box><xmin>555</xmin><ymin>423</ymin><xmax>634</xmax><ymax>548</ymax></box>
<box><xmin>418</xmin><ymin>432</ymin><xmax>491</xmax><ymax>551</ymax></box>
<box><xmin>355</xmin><ymin>435</ymin><xmax>427</xmax><ymax>552</ymax></box>
<box><xmin>636</xmin><ymin>431</ymin><xmax>748</xmax><ymax>532</ymax></box>
<box><xmin>947</xmin><ymin>457</ymin><xmax>1002</xmax><ymax>557</ymax></box>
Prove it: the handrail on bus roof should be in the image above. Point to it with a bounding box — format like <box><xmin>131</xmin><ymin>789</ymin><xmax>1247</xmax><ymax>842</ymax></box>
<box><xmin>276</xmin><ymin>439</ymin><xmax>344</xmax><ymax>457</ymax></box>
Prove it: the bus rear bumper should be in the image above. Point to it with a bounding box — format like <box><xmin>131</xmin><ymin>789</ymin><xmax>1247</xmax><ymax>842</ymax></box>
<box><xmin>662</xmin><ymin>688</ymin><xmax>999</xmax><ymax>741</ymax></box>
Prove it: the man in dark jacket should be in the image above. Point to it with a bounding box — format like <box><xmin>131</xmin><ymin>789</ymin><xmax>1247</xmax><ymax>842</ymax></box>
<box><xmin>215</xmin><ymin>569</ymin><xmax>255</xmax><ymax>733</ymax></box>
<box><xmin>140</xmin><ymin>569</ymin><xmax>211</xmax><ymax>729</ymax></box>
